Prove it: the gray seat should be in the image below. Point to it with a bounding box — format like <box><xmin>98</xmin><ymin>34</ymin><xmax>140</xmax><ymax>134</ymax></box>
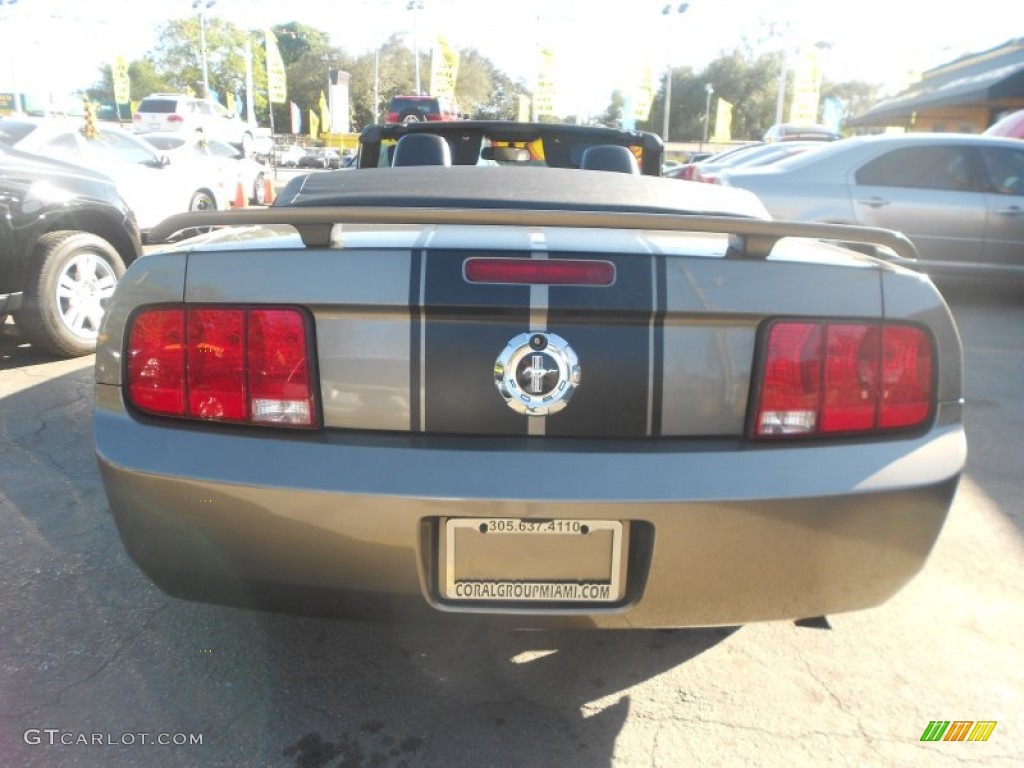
<box><xmin>391</xmin><ymin>134</ymin><xmax>452</xmax><ymax>166</ymax></box>
<box><xmin>580</xmin><ymin>144</ymin><xmax>640</xmax><ymax>174</ymax></box>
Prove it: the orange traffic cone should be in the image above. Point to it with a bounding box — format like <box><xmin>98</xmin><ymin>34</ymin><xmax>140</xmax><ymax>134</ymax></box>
<box><xmin>262</xmin><ymin>175</ymin><xmax>275</xmax><ymax>205</ymax></box>
<box><xmin>232</xmin><ymin>180</ymin><xmax>247</xmax><ymax>208</ymax></box>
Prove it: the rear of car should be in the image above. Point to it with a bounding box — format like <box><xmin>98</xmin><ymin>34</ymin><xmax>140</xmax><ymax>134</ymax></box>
<box><xmin>386</xmin><ymin>95</ymin><xmax>460</xmax><ymax>123</ymax></box>
<box><xmin>94</xmin><ymin>167</ymin><xmax>965</xmax><ymax>629</ymax></box>
<box><xmin>132</xmin><ymin>95</ymin><xmax>193</xmax><ymax>134</ymax></box>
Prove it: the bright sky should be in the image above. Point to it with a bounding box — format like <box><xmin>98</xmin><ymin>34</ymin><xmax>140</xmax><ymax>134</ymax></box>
<box><xmin>1</xmin><ymin>0</ymin><xmax>1017</xmax><ymax>116</ymax></box>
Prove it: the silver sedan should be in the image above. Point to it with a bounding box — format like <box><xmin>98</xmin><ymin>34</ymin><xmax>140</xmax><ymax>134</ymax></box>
<box><xmin>718</xmin><ymin>133</ymin><xmax>1024</xmax><ymax>278</ymax></box>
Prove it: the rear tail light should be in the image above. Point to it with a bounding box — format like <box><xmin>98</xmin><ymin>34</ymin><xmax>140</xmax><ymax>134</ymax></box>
<box><xmin>465</xmin><ymin>258</ymin><xmax>615</xmax><ymax>285</ymax></box>
<box><xmin>752</xmin><ymin>320</ymin><xmax>933</xmax><ymax>438</ymax></box>
<box><xmin>126</xmin><ymin>306</ymin><xmax>317</xmax><ymax>428</ymax></box>
<box><xmin>167</xmin><ymin>114</ymin><xmax>184</xmax><ymax>124</ymax></box>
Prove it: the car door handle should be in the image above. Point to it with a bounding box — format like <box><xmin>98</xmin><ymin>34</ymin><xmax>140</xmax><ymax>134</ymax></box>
<box><xmin>856</xmin><ymin>197</ymin><xmax>890</xmax><ymax>208</ymax></box>
<box><xmin>995</xmin><ymin>205</ymin><xmax>1023</xmax><ymax>216</ymax></box>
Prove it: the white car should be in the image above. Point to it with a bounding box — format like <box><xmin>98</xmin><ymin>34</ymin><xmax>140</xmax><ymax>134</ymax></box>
<box><xmin>132</xmin><ymin>94</ymin><xmax>255</xmax><ymax>153</ymax></box>
<box><xmin>1</xmin><ymin>117</ymin><xmax>231</xmax><ymax>231</ymax></box>
<box><xmin>141</xmin><ymin>132</ymin><xmax>270</xmax><ymax>205</ymax></box>
<box><xmin>276</xmin><ymin>145</ymin><xmax>308</xmax><ymax>167</ymax></box>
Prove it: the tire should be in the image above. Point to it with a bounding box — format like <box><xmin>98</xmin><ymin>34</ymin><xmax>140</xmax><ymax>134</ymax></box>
<box><xmin>16</xmin><ymin>231</ymin><xmax>125</xmax><ymax>357</ymax></box>
<box><xmin>189</xmin><ymin>190</ymin><xmax>217</xmax><ymax>212</ymax></box>
<box><xmin>253</xmin><ymin>173</ymin><xmax>266</xmax><ymax>205</ymax></box>
<box><xmin>400</xmin><ymin>111</ymin><xmax>422</xmax><ymax>124</ymax></box>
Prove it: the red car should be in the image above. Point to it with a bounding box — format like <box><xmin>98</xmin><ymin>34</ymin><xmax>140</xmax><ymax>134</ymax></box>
<box><xmin>984</xmin><ymin>109</ymin><xmax>1024</xmax><ymax>139</ymax></box>
<box><xmin>385</xmin><ymin>95</ymin><xmax>462</xmax><ymax>124</ymax></box>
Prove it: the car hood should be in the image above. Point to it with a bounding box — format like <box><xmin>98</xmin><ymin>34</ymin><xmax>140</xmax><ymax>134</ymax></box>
<box><xmin>0</xmin><ymin>144</ymin><xmax>119</xmax><ymax>187</ymax></box>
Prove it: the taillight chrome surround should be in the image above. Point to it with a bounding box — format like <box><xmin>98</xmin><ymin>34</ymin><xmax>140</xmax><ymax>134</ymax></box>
<box><xmin>750</xmin><ymin>319</ymin><xmax>935</xmax><ymax>439</ymax></box>
<box><xmin>124</xmin><ymin>305</ymin><xmax>319</xmax><ymax>429</ymax></box>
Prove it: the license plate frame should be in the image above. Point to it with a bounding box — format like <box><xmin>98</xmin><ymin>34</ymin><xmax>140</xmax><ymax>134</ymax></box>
<box><xmin>443</xmin><ymin>518</ymin><xmax>625</xmax><ymax>603</ymax></box>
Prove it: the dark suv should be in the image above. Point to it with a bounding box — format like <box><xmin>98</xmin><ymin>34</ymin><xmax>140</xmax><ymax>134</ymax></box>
<box><xmin>0</xmin><ymin>145</ymin><xmax>142</xmax><ymax>356</ymax></box>
<box><xmin>385</xmin><ymin>95</ymin><xmax>461</xmax><ymax>124</ymax></box>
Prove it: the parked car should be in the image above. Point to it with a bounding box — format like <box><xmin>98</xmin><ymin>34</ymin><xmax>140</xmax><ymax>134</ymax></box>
<box><xmin>718</xmin><ymin>132</ymin><xmax>1024</xmax><ymax>278</ymax></box>
<box><xmin>983</xmin><ymin>108</ymin><xmax>1024</xmax><ymax>139</ymax></box>
<box><xmin>0</xmin><ymin>145</ymin><xmax>141</xmax><ymax>356</ymax></box>
<box><xmin>385</xmin><ymin>95</ymin><xmax>461</xmax><ymax>123</ymax></box>
<box><xmin>689</xmin><ymin>141</ymin><xmax>825</xmax><ymax>183</ymax></box>
<box><xmin>666</xmin><ymin>143</ymin><xmax>758</xmax><ymax>180</ymax></box>
<box><xmin>294</xmin><ymin>147</ymin><xmax>344</xmax><ymax>169</ymax></box>
<box><xmin>94</xmin><ymin>121</ymin><xmax>965</xmax><ymax>628</ymax></box>
<box><xmin>132</xmin><ymin>94</ymin><xmax>255</xmax><ymax>153</ymax></box>
<box><xmin>762</xmin><ymin>123</ymin><xmax>842</xmax><ymax>142</ymax></box>
<box><xmin>276</xmin><ymin>144</ymin><xmax>307</xmax><ymax>167</ymax></box>
<box><xmin>0</xmin><ymin>116</ymin><xmax>231</xmax><ymax>231</ymax></box>
<box><xmin>141</xmin><ymin>132</ymin><xmax>269</xmax><ymax>205</ymax></box>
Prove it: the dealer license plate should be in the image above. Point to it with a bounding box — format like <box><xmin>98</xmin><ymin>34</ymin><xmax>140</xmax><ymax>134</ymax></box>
<box><xmin>443</xmin><ymin>518</ymin><xmax>625</xmax><ymax>603</ymax></box>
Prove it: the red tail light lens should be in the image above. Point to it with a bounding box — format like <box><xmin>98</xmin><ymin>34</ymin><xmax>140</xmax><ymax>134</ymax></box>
<box><xmin>127</xmin><ymin>309</ymin><xmax>186</xmax><ymax>416</ymax></box>
<box><xmin>167</xmin><ymin>114</ymin><xmax>184</xmax><ymax>124</ymax></box>
<box><xmin>753</xmin><ymin>320</ymin><xmax>933</xmax><ymax>438</ymax></box>
<box><xmin>465</xmin><ymin>258</ymin><xmax>615</xmax><ymax>285</ymax></box>
<box><xmin>126</xmin><ymin>306</ymin><xmax>317</xmax><ymax>428</ymax></box>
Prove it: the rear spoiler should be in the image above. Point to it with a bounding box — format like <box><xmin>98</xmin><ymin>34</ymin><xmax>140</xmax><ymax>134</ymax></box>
<box><xmin>147</xmin><ymin>208</ymin><xmax>919</xmax><ymax>265</ymax></box>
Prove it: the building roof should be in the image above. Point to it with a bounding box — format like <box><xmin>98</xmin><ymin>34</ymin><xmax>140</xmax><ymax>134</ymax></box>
<box><xmin>849</xmin><ymin>38</ymin><xmax>1024</xmax><ymax>126</ymax></box>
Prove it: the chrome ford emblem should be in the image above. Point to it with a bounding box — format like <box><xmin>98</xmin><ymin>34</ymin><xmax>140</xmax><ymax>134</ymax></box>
<box><xmin>494</xmin><ymin>332</ymin><xmax>580</xmax><ymax>415</ymax></box>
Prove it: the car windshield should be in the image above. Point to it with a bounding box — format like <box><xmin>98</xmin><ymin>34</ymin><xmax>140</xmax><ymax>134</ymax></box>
<box><xmin>82</xmin><ymin>129</ymin><xmax>162</xmax><ymax>165</ymax></box>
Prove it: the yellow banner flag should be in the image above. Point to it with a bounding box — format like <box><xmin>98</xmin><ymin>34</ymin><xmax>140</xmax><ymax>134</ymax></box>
<box><xmin>712</xmin><ymin>98</ymin><xmax>733</xmax><ymax>142</ymax></box>
<box><xmin>111</xmin><ymin>56</ymin><xmax>130</xmax><ymax>104</ymax></box>
<box><xmin>535</xmin><ymin>47</ymin><xmax>556</xmax><ymax>117</ymax></box>
<box><xmin>309</xmin><ymin>109</ymin><xmax>319</xmax><ymax>140</ymax></box>
<box><xmin>788</xmin><ymin>48</ymin><xmax>821</xmax><ymax>125</ymax></box>
<box><xmin>265</xmin><ymin>29</ymin><xmax>287</xmax><ymax>104</ymax></box>
<box><xmin>319</xmin><ymin>90</ymin><xmax>330</xmax><ymax>134</ymax></box>
<box><xmin>632</xmin><ymin>65</ymin><xmax>655</xmax><ymax>121</ymax></box>
<box><xmin>430</xmin><ymin>36</ymin><xmax>460</xmax><ymax>100</ymax></box>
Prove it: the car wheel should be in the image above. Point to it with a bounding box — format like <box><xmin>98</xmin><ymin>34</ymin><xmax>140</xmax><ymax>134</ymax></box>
<box><xmin>400</xmin><ymin>112</ymin><xmax>422</xmax><ymax>124</ymax></box>
<box><xmin>253</xmin><ymin>173</ymin><xmax>266</xmax><ymax>205</ymax></box>
<box><xmin>190</xmin><ymin>191</ymin><xmax>217</xmax><ymax>212</ymax></box>
<box><xmin>16</xmin><ymin>231</ymin><xmax>125</xmax><ymax>357</ymax></box>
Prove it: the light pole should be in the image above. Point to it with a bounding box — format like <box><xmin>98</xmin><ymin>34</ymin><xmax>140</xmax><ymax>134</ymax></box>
<box><xmin>193</xmin><ymin>0</ymin><xmax>216</xmax><ymax>99</ymax></box>
<box><xmin>661</xmin><ymin>2</ymin><xmax>688</xmax><ymax>142</ymax></box>
<box><xmin>1</xmin><ymin>0</ymin><xmax>20</xmax><ymax>113</ymax></box>
<box><xmin>702</xmin><ymin>83</ymin><xmax>714</xmax><ymax>149</ymax></box>
<box><xmin>322</xmin><ymin>53</ymin><xmax>333</xmax><ymax>133</ymax></box>
<box><xmin>407</xmin><ymin>0</ymin><xmax>424</xmax><ymax>95</ymax></box>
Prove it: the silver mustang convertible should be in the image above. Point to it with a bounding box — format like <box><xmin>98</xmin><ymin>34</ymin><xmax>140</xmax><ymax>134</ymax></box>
<box><xmin>94</xmin><ymin>125</ymin><xmax>965</xmax><ymax>629</ymax></box>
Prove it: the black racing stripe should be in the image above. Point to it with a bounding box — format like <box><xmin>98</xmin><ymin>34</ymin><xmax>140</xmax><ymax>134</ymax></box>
<box><xmin>423</xmin><ymin>250</ymin><xmax>531</xmax><ymax>435</ymax></box>
<box><xmin>546</xmin><ymin>253</ymin><xmax>653</xmax><ymax>438</ymax></box>
<box><xmin>409</xmin><ymin>249</ymin><xmax>423</xmax><ymax>432</ymax></box>
<box><xmin>651</xmin><ymin>253</ymin><xmax>666</xmax><ymax>436</ymax></box>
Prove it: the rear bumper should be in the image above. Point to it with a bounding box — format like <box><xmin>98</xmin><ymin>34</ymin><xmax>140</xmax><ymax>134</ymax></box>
<box><xmin>95</xmin><ymin>384</ymin><xmax>965</xmax><ymax>628</ymax></box>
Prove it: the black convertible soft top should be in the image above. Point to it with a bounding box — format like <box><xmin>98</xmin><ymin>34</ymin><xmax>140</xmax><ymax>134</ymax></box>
<box><xmin>272</xmin><ymin>165</ymin><xmax>771</xmax><ymax>219</ymax></box>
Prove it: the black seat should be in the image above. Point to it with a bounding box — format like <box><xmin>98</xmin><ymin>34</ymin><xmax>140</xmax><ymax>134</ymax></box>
<box><xmin>580</xmin><ymin>145</ymin><xmax>640</xmax><ymax>174</ymax></box>
<box><xmin>391</xmin><ymin>134</ymin><xmax>452</xmax><ymax>166</ymax></box>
